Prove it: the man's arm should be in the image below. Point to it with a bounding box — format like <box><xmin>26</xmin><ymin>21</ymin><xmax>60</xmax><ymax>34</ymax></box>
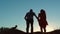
<box><xmin>24</xmin><ymin>13</ymin><xmax>27</xmax><ymax>20</ymax></box>
<box><xmin>33</xmin><ymin>13</ymin><xmax>38</xmax><ymax>19</ymax></box>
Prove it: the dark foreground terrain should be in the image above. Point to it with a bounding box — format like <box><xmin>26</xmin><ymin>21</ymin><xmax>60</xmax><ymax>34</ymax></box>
<box><xmin>0</xmin><ymin>26</ymin><xmax>60</xmax><ymax>34</ymax></box>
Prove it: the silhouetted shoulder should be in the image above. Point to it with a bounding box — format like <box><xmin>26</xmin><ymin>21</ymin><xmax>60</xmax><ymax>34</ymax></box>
<box><xmin>32</xmin><ymin>12</ymin><xmax>36</xmax><ymax>15</ymax></box>
<box><xmin>25</xmin><ymin>12</ymin><xmax>30</xmax><ymax>16</ymax></box>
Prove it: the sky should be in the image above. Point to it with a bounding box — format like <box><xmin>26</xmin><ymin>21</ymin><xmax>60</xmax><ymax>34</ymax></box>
<box><xmin>0</xmin><ymin>0</ymin><xmax>60</xmax><ymax>32</ymax></box>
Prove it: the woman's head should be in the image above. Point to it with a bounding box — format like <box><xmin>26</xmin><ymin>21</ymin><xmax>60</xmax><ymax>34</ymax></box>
<box><xmin>40</xmin><ymin>9</ymin><xmax>45</xmax><ymax>13</ymax></box>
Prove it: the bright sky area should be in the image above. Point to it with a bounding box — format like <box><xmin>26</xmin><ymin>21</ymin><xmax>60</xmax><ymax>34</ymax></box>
<box><xmin>0</xmin><ymin>0</ymin><xmax>60</xmax><ymax>32</ymax></box>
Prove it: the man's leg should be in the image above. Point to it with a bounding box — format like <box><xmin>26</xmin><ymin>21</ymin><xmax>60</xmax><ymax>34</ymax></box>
<box><xmin>26</xmin><ymin>22</ymin><xmax>29</xmax><ymax>34</ymax></box>
<box><xmin>31</xmin><ymin>22</ymin><xmax>33</xmax><ymax>34</ymax></box>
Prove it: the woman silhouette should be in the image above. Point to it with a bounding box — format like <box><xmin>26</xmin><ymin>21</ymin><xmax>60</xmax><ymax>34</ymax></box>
<box><xmin>38</xmin><ymin>9</ymin><xmax>48</xmax><ymax>33</ymax></box>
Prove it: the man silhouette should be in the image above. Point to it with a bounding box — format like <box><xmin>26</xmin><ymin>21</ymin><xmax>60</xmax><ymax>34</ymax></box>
<box><xmin>24</xmin><ymin>9</ymin><xmax>37</xmax><ymax>34</ymax></box>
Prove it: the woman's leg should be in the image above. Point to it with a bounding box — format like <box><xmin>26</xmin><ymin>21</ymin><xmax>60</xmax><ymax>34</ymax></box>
<box><xmin>40</xmin><ymin>27</ymin><xmax>43</xmax><ymax>33</ymax></box>
<box><xmin>44</xmin><ymin>27</ymin><xmax>46</xmax><ymax>33</ymax></box>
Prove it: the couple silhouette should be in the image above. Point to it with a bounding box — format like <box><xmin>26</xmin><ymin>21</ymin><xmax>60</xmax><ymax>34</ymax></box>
<box><xmin>24</xmin><ymin>9</ymin><xmax>48</xmax><ymax>34</ymax></box>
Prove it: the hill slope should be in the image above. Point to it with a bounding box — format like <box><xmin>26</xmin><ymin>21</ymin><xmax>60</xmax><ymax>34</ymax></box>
<box><xmin>0</xmin><ymin>29</ymin><xmax>60</xmax><ymax>34</ymax></box>
<box><xmin>0</xmin><ymin>25</ymin><xmax>60</xmax><ymax>34</ymax></box>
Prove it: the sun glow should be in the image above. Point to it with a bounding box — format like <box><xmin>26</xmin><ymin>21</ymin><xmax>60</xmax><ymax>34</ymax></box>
<box><xmin>34</xmin><ymin>25</ymin><xmax>55</xmax><ymax>32</ymax></box>
<box><xmin>46</xmin><ymin>26</ymin><xmax>55</xmax><ymax>32</ymax></box>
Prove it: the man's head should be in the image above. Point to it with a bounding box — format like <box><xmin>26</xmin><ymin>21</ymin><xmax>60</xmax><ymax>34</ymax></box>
<box><xmin>30</xmin><ymin>9</ymin><xmax>33</xmax><ymax>12</ymax></box>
